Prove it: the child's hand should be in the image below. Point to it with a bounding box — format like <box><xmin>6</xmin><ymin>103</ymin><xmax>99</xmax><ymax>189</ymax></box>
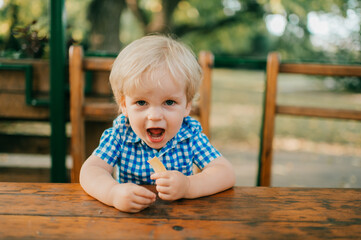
<box><xmin>151</xmin><ymin>171</ymin><xmax>190</xmax><ymax>201</ymax></box>
<box><xmin>110</xmin><ymin>183</ymin><xmax>156</xmax><ymax>213</ymax></box>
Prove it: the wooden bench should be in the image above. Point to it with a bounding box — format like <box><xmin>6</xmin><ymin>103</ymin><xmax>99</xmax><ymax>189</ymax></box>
<box><xmin>258</xmin><ymin>52</ymin><xmax>361</xmax><ymax>186</ymax></box>
<box><xmin>69</xmin><ymin>45</ymin><xmax>214</xmax><ymax>183</ymax></box>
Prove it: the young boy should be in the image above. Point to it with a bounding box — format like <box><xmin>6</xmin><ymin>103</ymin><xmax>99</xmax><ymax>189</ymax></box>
<box><xmin>80</xmin><ymin>35</ymin><xmax>235</xmax><ymax>213</ymax></box>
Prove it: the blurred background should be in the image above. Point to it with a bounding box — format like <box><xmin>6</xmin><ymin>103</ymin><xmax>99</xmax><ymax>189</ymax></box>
<box><xmin>0</xmin><ymin>0</ymin><xmax>360</xmax><ymax>186</ymax></box>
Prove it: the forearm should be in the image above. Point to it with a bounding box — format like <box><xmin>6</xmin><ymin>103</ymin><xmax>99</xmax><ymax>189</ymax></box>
<box><xmin>79</xmin><ymin>156</ymin><xmax>118</xmax><ymax>207</ymax></box>
<box><xmin>185</xmin><ymin>157</ymin><xmax>235</xmax><ymax>199</ymax></box>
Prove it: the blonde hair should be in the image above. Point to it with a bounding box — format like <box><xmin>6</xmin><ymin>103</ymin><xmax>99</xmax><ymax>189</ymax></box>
<box><xmin>109</xmin><ymin>35</ymin><xmax>202</xmax><ymax>105</ymax></box>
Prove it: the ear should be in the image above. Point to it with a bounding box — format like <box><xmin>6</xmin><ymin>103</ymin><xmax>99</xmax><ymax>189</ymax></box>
<box><xmin>120</xmin><ymin>96</ymin><xmax>128</xmax><ymax>117</ymax></box>
<box><xmin>184</xmin><ymin>101</ymin><xmax>192</xmax><ymax>117</ymax></box>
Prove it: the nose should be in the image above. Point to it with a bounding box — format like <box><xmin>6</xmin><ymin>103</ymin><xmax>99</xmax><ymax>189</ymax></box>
<box><xmin>147</xmin><ymin>106</ymin><xmax>163</xmax><ymax>121</ymax></box>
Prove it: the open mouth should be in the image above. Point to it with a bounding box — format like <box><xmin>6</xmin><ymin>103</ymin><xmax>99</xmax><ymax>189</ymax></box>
<box><xmin>147</xmin><ymin>128</ymin><xmax>165</xmax><ymax>143</ymax></box>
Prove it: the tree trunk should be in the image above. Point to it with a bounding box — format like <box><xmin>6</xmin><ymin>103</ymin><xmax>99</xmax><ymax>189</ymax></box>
<box><xmin>87</xmin><ymin>0</ymin><xmax>125</xmax><ymax>53</ymax></box>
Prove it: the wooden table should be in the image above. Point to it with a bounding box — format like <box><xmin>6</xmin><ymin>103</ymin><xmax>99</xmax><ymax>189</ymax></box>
<box><xmin>0</xmin><ymin>182</ymin><xmax>360</xmax><ymax>239</ymax></box>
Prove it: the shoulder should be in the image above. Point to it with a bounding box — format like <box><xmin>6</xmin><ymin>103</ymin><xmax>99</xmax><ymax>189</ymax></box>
<box><xmin>93</xmin><ymin>114</ymin><xmax>129</xmax><ymax>160</ymax></box>
<box><xmin>99</xmin><ymin>114</ymin><xmax>129</xmax><ymax>142</ymax></box>
<box><xmin>174</xmin><ymin>116</ymin><xmax>208</xmax><ymax>145</ymax></box>
<box><xmin>109</xmin><ymin>114</ymin><xmax>130</xmax><ymax>134</ymax></box>
<box><xmin>181</xmin><ymin>116</ymin><xmax>202</xmax><ymax>135</ymax></box>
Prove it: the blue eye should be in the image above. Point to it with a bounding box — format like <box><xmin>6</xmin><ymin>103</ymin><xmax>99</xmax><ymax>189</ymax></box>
<box><xmin>136</xmin><ymin>100</ymin><xmax>146</xmax><ymax>106</ymax></box>
<box><xmin>165</xmin><ymin>100</ymin><xmax>175</xmax><ymax>106</ymax></box>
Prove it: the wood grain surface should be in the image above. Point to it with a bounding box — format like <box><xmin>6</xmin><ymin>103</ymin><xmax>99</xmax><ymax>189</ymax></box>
<box><xmin>0</xmin><ymin>182</ymin><xmax>360</xmax><ymax>239</ymax></box>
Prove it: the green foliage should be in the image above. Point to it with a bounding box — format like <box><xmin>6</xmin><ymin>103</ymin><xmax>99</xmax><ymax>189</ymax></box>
<box><xmin>336</xmin><ymin>77</ymin><xmax>361</xmax><ymax>92</ymax></box>
<box><xmin>0</xmin><ymin>1</ymin><xmax>359</xmax><ymax>71</ymax></box>
<box><xmin>0</xmin><ymin>0</ymin><xmax>90</xmax><ymax>58</ymax></box>
<box><xmin>0</xmin><ymin>1</ymin><xmax>49</xmax><ymax>58</ymax></box>
<box><xmin>12</xmin><ymin>20</ymin><xmax>48</xmax><ymax>58</ymax></box>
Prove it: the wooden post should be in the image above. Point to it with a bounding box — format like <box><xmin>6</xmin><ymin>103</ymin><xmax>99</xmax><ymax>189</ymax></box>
<box><xmin>258</xmin><ymin>52</ymin><xmax>280</xmax><ymax>186</ymax></box>
<box><xmin>69</xmin><ymin>45</ymin><xmax>86</xmax><ymax>183</ymax></box>
<box><xmin>198</xmin><ymin>51</ymin><xmax>214</xmax><ymax>138</ymax></box>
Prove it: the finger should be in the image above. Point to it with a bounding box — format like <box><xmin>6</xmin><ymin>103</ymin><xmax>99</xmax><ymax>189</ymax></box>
<box><xmin>114</xmin><ymin>198</ymin><xmax>152</xmax><ymax>213</ymax></box>
<box><xmin>131</xmin><ymin>193</ymin><xmax>156</xmax><ymax>206</ymax></box>
<box><xmin>156</xmin><ymin>185</ymin><xmax>170</xmax><ymax>194</ymax></box>
<box><xmin>128</xmin><ymin>202</ymin><xmax>153</xmax><ymax>213</ymax></box>
<box><xmin>157</xmin><ymin>192</ymin><xmax>174</xmax><ymax>201</ymax></box>
<box><xmin>155</xmin><ymin>178</ymin><xmax>170</xmax><ymax>187</ymax></box>
<box><xmin>151</xmin><ymin>171</ymin><xmax>169</xmax><ymax>180</ymax></box>
<box><xmin>133</xmin><ymin>186</ymin><xmax>157</xmax><ymax>199</ymax></box>
<box><xmin>129</xmin><ymin>192</ymin><xmax>156</xmax><ymax>210</ymax></box>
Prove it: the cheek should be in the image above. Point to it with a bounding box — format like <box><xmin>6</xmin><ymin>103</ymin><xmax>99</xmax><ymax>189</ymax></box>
<box><xmin>127</xmin><ymin>114</ymin><xmax>143</xmax><ymax>134</ymax></box>
<box><xmin>127</xmin><ymin>110</ymin><xmax>143</xmax><ymax>124</ymax></box>
<box><xmin>168</xmin><ymin>112</ymin><xmax>185</xmax><ymax>128</ymax></box>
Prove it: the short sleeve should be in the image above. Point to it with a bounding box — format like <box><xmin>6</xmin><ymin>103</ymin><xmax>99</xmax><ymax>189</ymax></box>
<box><xmin>191</xmin><ymin>132</ymin><xmax>221</xmax><ymax>169</ymax></box>
<box><xmin>93</xmin><ymin>118</ymin><xmax>124</xmax><ymax>166</ymax></box>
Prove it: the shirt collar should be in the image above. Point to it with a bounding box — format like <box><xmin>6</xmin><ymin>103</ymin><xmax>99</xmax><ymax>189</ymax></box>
<box><xmin>174</xmin><ymin>118</ymin><xmax>195</xmax><ymax>142</ymax></box>
<box><xmin>121</xmin><ymin>116</ymin><xmax>141</xmax><ymax>143</ymax></box>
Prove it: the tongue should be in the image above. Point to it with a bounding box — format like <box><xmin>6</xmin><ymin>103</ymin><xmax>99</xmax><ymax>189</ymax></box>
<box><xmin>149</xmin><ymin>128</ymin><xmax>163</xmax><ymax>136</ymax></box>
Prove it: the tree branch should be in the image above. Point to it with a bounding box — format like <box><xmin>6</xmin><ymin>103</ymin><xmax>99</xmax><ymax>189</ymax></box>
<box><xmin>125</xmin><ymin>0</ymin><xmax>149</xmax><ymax>28</ymax></box>
<box><xmin>173</xmin><ymin>14</ymin><xmax>246</xmax><ymax>37</ymax></box>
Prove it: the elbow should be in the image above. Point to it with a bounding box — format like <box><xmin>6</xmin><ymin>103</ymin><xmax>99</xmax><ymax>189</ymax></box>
<box><xmin>79</xmin><ymin>158</ymin><xmax>93</xmax><ymax>190</ymax></box>
<box><xmin>223</xmin><ymin>160</ymin><xmax>236</xmax><ymax>188</ymax></box>
<box><xmin>228</xmin><ymin>167</ymin><xmax>236</xmax><ymax>187</ymax></box>
<box><xmin>212</xmin><ymin>157</ymin><xmax>236</xmax><ymax>188</ymax></box>
<box><xmin>79</xmin><ymin>163</ymin><xmax>87</xmax><ymax>189</ymax></box>
<box><xmin>217</xmin><ymin>160</ymin><xmax>236</xmax><ymax>189</ymax></box>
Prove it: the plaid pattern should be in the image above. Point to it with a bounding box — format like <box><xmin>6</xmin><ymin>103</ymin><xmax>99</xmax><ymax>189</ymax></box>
<box><xmin>93</xmin><ymin>114</ymin><xmax>221</xmax><ymax>184</ymax></box>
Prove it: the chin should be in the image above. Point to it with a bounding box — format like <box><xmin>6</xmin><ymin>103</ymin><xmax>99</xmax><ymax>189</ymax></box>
<box><xmin>146</xmin><ymin>140</ymin><xmax>167</xmax><ymax>150</ymax></box>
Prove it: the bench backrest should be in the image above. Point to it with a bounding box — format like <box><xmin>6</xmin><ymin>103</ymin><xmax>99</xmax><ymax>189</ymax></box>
<box><xmin>258</xmin><ymin>52</ymin><xmax>361</xmax><ymax>186</ymax></box>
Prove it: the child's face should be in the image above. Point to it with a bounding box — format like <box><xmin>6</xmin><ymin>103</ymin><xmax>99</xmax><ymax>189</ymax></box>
<box><xmin>121</xmin><ymin>70</ymin><xmax>192</xmax><ymax>149</ymax></box>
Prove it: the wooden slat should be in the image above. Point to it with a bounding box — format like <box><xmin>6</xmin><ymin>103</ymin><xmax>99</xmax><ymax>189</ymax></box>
<box><xmin>0</xmin><ymin>167</ymin><xmax>50</xmax><ymax>182</ymax></box>
<box><xmin>0</xmin><ymin>69</ymin><xmax>26</xmax><ymax>91</ymax></box>
<box><xmin>1</xmin><ymin>183</ymin><xmax>360</xmax><ymax>222</ymax></box>
<box><xmin>276</xmin><ymin>105</ymin><xmax>361</xmax><ymax>121</ymax></box>
<box><xmin>0</xmin><ymin>215</ymin><xmax>247</xmax><ymax>239</ymax></box>
<box><xmin>0</xmin><ymin>59</ymin><xmax>50</xmax><ymax>91</ymax></box>
<box><xmin>280</xmin><ymin>63</ymin><xmax>361</xmax><ymax>76</ymax></box>
<box><xmin>83</xmin><ymin>57</ymin><xmax>114</xmax><ymax>71</ymax></box>
<box><xmin>0</xmin><ymin>135</ymin><xmax>51</xmax><ymax>154</ymax></box>
<box><xmin>0</xmin><ymin>93</ymin><xmax>49</xmax><ymax>119</ymax></box>
<box><xmin>1</xmin><ymin>215</ymin><xmax>360</xmax><ymax>240</ymax></box>
<box><xmin>83</xmin><ymin>102</ymin><xmax>118</xmax><ymax>120</ymax></box>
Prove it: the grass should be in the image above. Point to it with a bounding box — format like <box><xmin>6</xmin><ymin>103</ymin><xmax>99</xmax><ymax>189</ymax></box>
<box><xmin>210</xmin><ymin>68</ymin><xmax>361</xmax><ymax>152</ymax></box>
<box><xmin>211</xmin><ymin>69</ymin><xmax>264</xmax><ymax>145</ymax></box>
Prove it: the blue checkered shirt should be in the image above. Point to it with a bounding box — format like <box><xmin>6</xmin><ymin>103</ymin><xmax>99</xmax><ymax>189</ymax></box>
<box><xmin>93</xmin><ymin>114</ymin><xmax>221</xmax><ymax>184</ymax></box>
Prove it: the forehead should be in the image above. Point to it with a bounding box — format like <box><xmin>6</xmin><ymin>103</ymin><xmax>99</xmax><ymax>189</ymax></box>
<box><xmin>126</xmin><ymin>66</ymin><xmax>187</xmax><ymax>95</ymax></box>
